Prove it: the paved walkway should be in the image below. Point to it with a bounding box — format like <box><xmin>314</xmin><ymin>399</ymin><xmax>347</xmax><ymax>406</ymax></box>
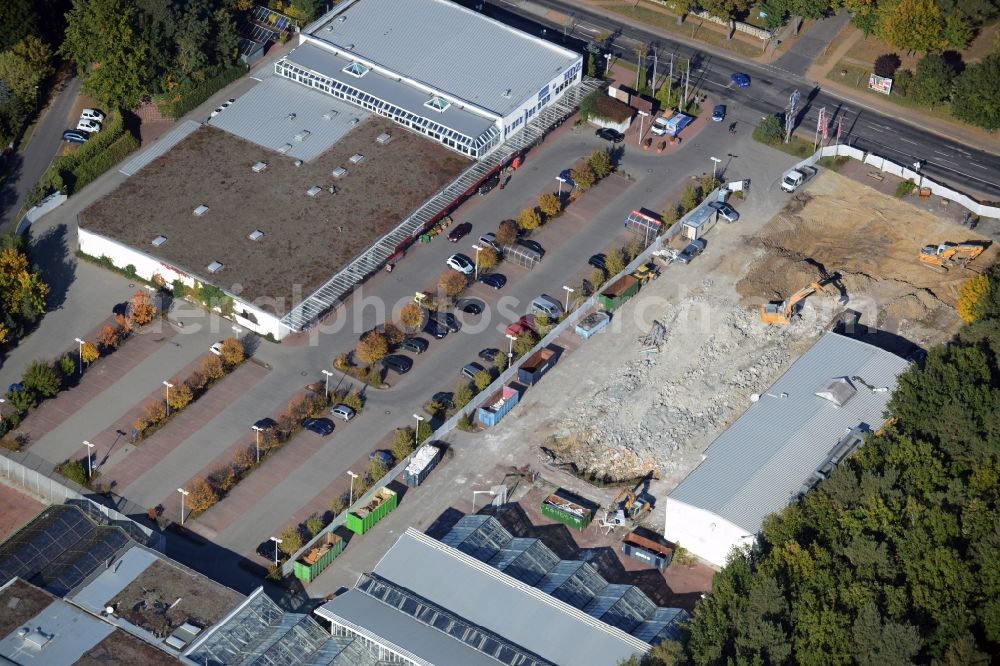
<box><xmin>774</xmin><ymin>10</ymin><xmax>851</xmax><ymax>76</ymax></box>
<box><xmin>805</xmin><ymin>24</ymin><xmax>1000</xmax><ymax>155</ymax></box>
<box><xmin>14</xmin><ymin>323</ymin><xmax>178</xmax><ymax>447</ymax></box>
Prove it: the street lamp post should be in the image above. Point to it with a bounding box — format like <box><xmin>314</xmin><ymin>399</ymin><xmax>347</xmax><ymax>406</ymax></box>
<box><xmin>413</xmin><ymin>414</ymin><xmax>424</xmax><ymax>449</ymax></box>
<box><xmin>347</xmin><ymin>470</ymin><xmax>358</xmax><ymax>505</ymax></box>
<box><xmin>561</xmin><ymin>285</ymin><xmax>575</xmax><ymax>312</ymax></box>
<box><xmin>321</xmin><ymin>369</ymin><xmax>333</xmax><ymax>402</ymax></box>
<box><xmin>471</xmin><ymin>244</ymin><xmax>482</xmax><ymax>280</ymax></box>
<box><xmin>177</xmin><ymin>488</ymin><xmax>189</xmax><ymax>525</ymax></box>
<box><xmin>0</xmin><ymin>398</ymin><xmax>5</xmax><ymax>420</ymax></box>
<box><xmin>74</xmin><ymin>337</ymin><xmax>85</xmax><ymax>375</ymax></box>
<box><xmin>506</xmin><ymin>333</ymin><xmax>517</xmax><ymax>370</ymax></box>
<box><xmin>162</xmin><ymin>381</ymin><xmax>174</xmax><ymax>417</ymax></box>
<box><xmin>269</xmin><ymin>536</ymin><xmax>282</xmax><ymax>567</ymax></box>
<box><xmin>83</xmin><ymin>440</ymin><xmax>94</xmax><ymax>478</ymax></box>
<box><xmin>710</xmin><ymin>156</ymin><xmax>722</xmax><ymax>180</ymax></box>
<box><xmin>251</xmin><ymin>425</ymin><xmax>263</xmax><ymax>463</ymax></box>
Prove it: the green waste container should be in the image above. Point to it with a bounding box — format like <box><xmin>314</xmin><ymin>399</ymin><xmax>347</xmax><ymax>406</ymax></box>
<box><xmin>420</xmin><ymin>234</ymin><xmax>431</xmax><ymax>243</ymax></box>
<box><xmin>292</xmin><ymin>533</ymin><xmax>344</xmax><ymax>583</ymax></box>
<box><xmin>541</xmin><ymin>491</ymin><xmax>594</xmax><ymax>531</ymax></box>
<box><xmin>346</xmin><ymin>487</ymin><xmax>398</xmax><ymax>535</ymax></box>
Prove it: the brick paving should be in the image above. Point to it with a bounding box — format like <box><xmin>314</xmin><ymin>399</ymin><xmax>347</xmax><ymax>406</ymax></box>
<box><xmin>16</xmin><ymin>323</ymin><xmax>178</xmax><ymax>447</ymax></box>
<box><xmin>95</xmin><ymin>359</ymin><xmax>269</xmax><ymax>495</ymax></box>
<box><xmin>0</xmin><ymin>483</ymin><xmax>45</xmax><ymax>541</ymax></box>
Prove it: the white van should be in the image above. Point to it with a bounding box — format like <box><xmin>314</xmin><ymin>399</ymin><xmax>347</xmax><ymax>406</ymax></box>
<box><xmin>530</xmin><ymin>294</ymin><xmax>564</xmax><ymax>319</ymax></box>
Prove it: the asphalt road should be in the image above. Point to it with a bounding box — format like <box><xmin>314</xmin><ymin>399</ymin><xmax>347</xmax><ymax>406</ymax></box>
<box><xmin>485</xmin><ymin>0</ymin><xmax>1000</xmax><ymax>199</ymax></box>
<box><xmin>0</xmin><ymin>77</ymin><xmax>80</xmax><ymax>232</ymax></box>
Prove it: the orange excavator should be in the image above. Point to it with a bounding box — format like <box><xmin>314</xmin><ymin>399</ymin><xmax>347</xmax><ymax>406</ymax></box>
<box><xmin>760</xmin><ymin>280</ymin><xmax>837</xmax><ymax>326</ymax></box>
<box><xmin>917</xmin><ymin>242</ymin><xmax>986</xmax><ymax>273</ymax></box>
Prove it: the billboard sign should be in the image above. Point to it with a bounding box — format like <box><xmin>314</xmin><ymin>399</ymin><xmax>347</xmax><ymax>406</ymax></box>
<box><xmin>868</xmin><ymin>74</ymin><xmax>892</xmax><ymax>95</ymax></box>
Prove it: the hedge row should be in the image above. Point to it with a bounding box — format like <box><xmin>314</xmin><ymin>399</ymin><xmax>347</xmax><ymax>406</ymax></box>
<box><xmin>158</xmin><ymin>65</ymin><xmax>248</xmax><ymax>119</ymax></box>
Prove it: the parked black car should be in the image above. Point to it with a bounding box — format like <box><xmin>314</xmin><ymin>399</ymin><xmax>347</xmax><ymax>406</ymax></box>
<box><xmin>448</xmin><ymin>222</ymin><xmax>473</xmax><ymax>242</ymax></box>
<box><xmin>478</xmin><ymin>348</ymin><xmax>500</xmax><ymax>362</ymax></box>
<box><xmin>479</xmin><ymin>273</ymin><xmax>507</xmax><ymax>290</ymax></box>
<box><xmin>595</xmin><ymin>128</ymin><xmax>624</xmax><ymax>143</ymax></box>
<box><xmin>431</xmin><ymin>391</ymin><xmax>455</xmax><ymax>409</ymax></box>
<box><xmin>456</xmin><ymin>299</ymin><xmax>484</xmax><ymax>315</ymax></box>
<box><xmin>423</xmin><ymin>318</ymin><xmax>448</xmax><ymax>339</ymax></box>
<box><xmin>382</xmin><ymin>354</ymin><xmax>414</xmax><ymax>374</ymax></box>
<box><xmin>439</xmin><ymin>312</ymin><xmax>461</xmax><ymax>332</ymax></box>
<box><xmin>252</xmin><ymin>417</ymin><xmax>278</xmax><ymax>431</ymax></box>
<box><xmin>302</xmin><ymin>417</ymin><xmax>335</xmax><ymax>436</ymax></box>
<box><xmin>588</xmin><ymin>253</ymin><xmax>607</xmax><ymax>270</ymax></box>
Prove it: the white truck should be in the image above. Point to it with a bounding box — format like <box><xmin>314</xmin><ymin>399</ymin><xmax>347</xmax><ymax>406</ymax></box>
<box><xmin>780</xmin><ymin>166</ymin><xmax>817</xmax><ymax>193</ymax></box>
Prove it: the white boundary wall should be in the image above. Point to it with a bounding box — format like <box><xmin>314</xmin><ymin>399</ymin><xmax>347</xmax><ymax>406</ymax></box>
<box><xmin>77</xmin><ymin>226</ymin><xmax>288</xmax><ymax>340</ymax></box>
<box><xmin>796</xmin><ymin>144</ymin><xmax>1000</xmax><ymax>220</ymax></box>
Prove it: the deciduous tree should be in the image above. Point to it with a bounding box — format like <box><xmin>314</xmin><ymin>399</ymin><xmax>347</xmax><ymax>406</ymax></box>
<box><xmin>473</xmin><ymin>370</ymin><xmax>492</xmax><ymax>392</ymax></box>
<box><xmin>96</xmin><ymin>325</ymin><xmax>119</xmax><ymax>350</ymax></box>
<box><xmin>587</xmin><ymin>149</ymin><xmax>614</xmax><ymax>180</ymax></box>
<box><xmin>912</xmin><ymin>52</ymin><xmax>954</xmax><ymax>106</ymax></box>
<box><xmin>951</xmin><ymin>54</ymin><xmax>1000</xmax><ymax>130</ymax></box>
<box><xmin>604</xmin><ymin>247</ymin><xmax>626</xmax><ymax>276</ymax></box>
<box><xmin>478</xmin><ymin>246</ymin><xmax>498</xmax><ymax>272</ymax></box>
<box><xmin>128</xmin><ymin>290</ymin><xmax>156</xmax><ymax>325</ymax></box>
<box><xmin>219</xmin><ymin>337</ymin><xmax>245</xmax><ymax>369</ymax></box>
<box><xmin>517</xmin><ymin>207</ymin><xmax>541</xmax><ymax>231</ymax></box>
<box><xmin>538</xmin><ymin>193</ymin><xmax>562</xmax><ymax>219</ymax></box>
<box><xmin>355</xmin><ymin>331</ymin><xmax>389</xmax><ymax>365</ymax></box>
<box><xmin>279</xmin><ymin>524</ymin><xmax>302</xmax><ymax>554</ymax></box>
<box><xmin>23</xmin><ymin>360</ymin><xmax>60</xmax><ymax>398</ymax></box>
<box><xmin>572</xmin><ymin>163</ymin><xmax>597</xmax><ymax>191</ymax></box>
<box><xmin>80</xmin><ymin>340</ymin><xmax>99</xmax><ymax>364</ymax></box>
<box><xmin>166</xmin><ymin>380</ymin><xmax>193</xmax><ymax>411</ymax></box>
<box><xmin>877</xmin><ymin>0</ymin><xmax>946</xmax><ymax>52</ymax></box>
<box><xmin>186</xmin><ymin>477</ymin><xmax>218</xmax><ymax>514</ymax></box>
<box><xmin>399</xmin><ymin>302</ymin><xmax>425</xmax><ymax>332</ymax></box>
<box><xmin>438</xmin><ymin>270</ymin><xmax>467</xmax><ymax>298</ymax></box>
<box><xmin>957</xmin><ymin>273</ymin><xmax>991</xmax><ymax>323</ymax></box>
<box><xmin>201</xmin><ymin>354</ymin><xmax>225</xmax><ymax>381</ymax></box>
<box><xmin>496</xmin><ymin>219</ymin><xmax>519</xmax><ymax>245</ymax></box>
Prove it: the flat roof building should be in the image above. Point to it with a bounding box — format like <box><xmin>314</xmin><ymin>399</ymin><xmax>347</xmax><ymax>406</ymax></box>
<box><xmin>281</xmin><ymin>0</ymin><xmax>583</xmax><ymax>158</ymax></box>
<box><xmin>664</xmin><ymin>332</ymin><xmax>910</xmax><ymax>567</ymax></box>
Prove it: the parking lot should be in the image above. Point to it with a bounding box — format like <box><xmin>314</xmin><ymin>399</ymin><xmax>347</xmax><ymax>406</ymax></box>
<box><xmin>2</xmin><ymin>82</ymin><xmax>778</xmax><ymax>586</ymax></box>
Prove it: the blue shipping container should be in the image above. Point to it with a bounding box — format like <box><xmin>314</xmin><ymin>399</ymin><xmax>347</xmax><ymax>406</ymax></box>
<box><xmin>575</xmin><ymin>311</ymin><xmax>611</xmax><ymax>339</ymax></box>
<box><xmin>478</xmin><ymin>385</ymin><xmax>521</xmax><ymax>427</ymax></box>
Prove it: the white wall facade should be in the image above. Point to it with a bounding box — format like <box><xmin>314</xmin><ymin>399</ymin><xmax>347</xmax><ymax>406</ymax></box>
<box><xmin>498</xmin><ymin>59</ymin><xmax>583</xmax><ymax>142</ymax></box>
<box><xmin>77</xmin><ymin>227</ymin><xmax>289</xmax><ymax>340</ymax></box>
<box><xmin>663</xmin><ymin>497</ymin><xmax>755</xmax><ymax>568</ymax></box>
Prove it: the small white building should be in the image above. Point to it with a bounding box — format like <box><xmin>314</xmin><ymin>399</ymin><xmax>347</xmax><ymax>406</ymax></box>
<box><xmin>664</xmin><ymin>332</ymin><xmax>909</xmax><ymax>567</ymax></box>
<box><xmin>281</xmin><ymin>0</ymin><xmax>583</xmax><ymax>159</ymax></box>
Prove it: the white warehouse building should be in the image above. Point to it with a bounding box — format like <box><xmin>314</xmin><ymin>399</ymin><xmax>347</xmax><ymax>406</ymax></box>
<box><xmin>281</xmin><ymin>0</ymin><xmax>584</xmax><ymax>159</ymax></box>
<box><xmin>664</xmin><ymin>332</ymin><xmax>910</xmax><ymax>567</ymax></box>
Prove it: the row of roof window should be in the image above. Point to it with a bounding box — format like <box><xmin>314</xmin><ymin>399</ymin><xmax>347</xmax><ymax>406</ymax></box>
<box><xmin>277</xmin><ymin>60</ymin><xmax>495</xmax><ymax>158</ymax></box>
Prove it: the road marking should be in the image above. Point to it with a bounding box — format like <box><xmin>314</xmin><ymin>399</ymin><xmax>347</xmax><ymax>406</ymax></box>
<box><xmin>970</xmin><ymin>162</ymin><xmax>989</xmax><ymax>170</ymax></box>
<box><xmin>898</xmin><ymin>137</ymin><xmax>917</xmax><ymax>145</ymax></box>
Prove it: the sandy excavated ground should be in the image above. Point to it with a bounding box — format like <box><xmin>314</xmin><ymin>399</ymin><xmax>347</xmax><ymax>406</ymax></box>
<box><xmin>486</xmin><ymin>170</ymin><xmax>991</xmax><ymax>485</ymax></box>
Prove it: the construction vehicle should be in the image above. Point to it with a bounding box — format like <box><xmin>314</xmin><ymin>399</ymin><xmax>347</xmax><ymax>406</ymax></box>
<box><xmin>610</xmin><ymin>477</ymin><xmax>654</xmax><ymax>522</ymax></box>
<box><xmin>760</xmin><ymin>280</ymin><xmax>837</xmax><ymax>326</ymax></box>
<box><xmin>917</xmin><ymin>242</ymin><xmax>986</xmax><ymax>273</ymax></box>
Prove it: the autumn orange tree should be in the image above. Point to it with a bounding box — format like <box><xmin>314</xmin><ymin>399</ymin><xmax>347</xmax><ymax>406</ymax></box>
<box><xmin>186</xmin><ymin>477</ymin><xmax>218</xmax><ymax>514</ymax></box>
<box><xmin>80</xmin><ymin>341</ymin><xmax>99</xmax><ymax>365</ymax></box>
<box><xmin>219</xmin><ymin>338</ymin><xmax>245</xmax><ymax>369</ymax></box>
<box><xmin>166</xmin><ymin>381</ymin><xmax>193</xmax><ymax>411</ymax></box>
<box><xmin>538</xmin><ymin>193</ymin><xmax>562</xmax><ymax>219</ymax></box>
<box><xmin>202</xmin><ymin>355</ymin><xmax>225</xmax><ymax>382</ymax></box>
<box><xmin>477</xmin><ymin>246</ymin><xmax>499</xmax><ymax>272</ymax></box>
<box><xmin>128</xmin><ymin>290</ymin><xmax>156</xmax><ymax>325</ymax></box>
<box><xmin>399</xmin><ymin>302</ymin><xmax>425</xmax><ymax>332</ymax></box>
<box><xmin>356</xmin><ymin>331</ymin><xmax>389</xmax><ymax>365</ymax></box>
<box><xmin>438</xmin><ymin>270</ymin><xmax>467</xmax><ymax>298</ymax></box>
<box><xmin>0</xmin><ymin>235</ymin><xmax>48</xmax><ymax>346</ymax></box>
<box><xmin>496</xmin><ymin>219</ymin><xmax>519</xmax><ymax>246</ymax></box>
<box><xmin>381</xmin><ymin>322</ymin><xmax>406</xmax><ymax>346</ymax></box>
<box><xmin>96</xmin><ymin>325</ymin><xmax>119</xmax><ymax>350</ymax></box>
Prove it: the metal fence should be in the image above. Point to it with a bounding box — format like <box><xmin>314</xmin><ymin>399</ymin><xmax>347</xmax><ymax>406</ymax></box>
<box><xmin>0</xmin><ymin>451</ymin><xmax>165</xmax><ymax>551</ymax></box>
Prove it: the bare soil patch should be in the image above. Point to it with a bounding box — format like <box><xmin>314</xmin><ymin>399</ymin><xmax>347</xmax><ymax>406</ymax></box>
<box><xmin>81</xmin><ymin>118</ymin><xmax>469</xmax><ymax>314</ymax></box>
<box><xmin>736</xmin><ymin>170</ymin><xmax>995</xmax><ymax>347</ymax></box>
<box><xmin>108</xmin><ymin>559</ymin><xmax>242</xmax><ymax>637</ymax></box>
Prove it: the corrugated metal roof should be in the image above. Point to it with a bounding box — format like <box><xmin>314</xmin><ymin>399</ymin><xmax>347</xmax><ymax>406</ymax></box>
<box><xmin>370</xmin><ymin>529</ymin><xmax>648</xmax><ymax>665</ymax></box>
<box><xmin>670</xmin><ymin>332</ymin><xmax>909</xmax><ymax>533</ymax></box>
<box><xmin>305</xmin><ymin>0</ymin><xmax>580</xmax><ymax>117</ymax></box>
<box><xmin>208</xmin><ymin>74</ymin><xmax>370</xmax><ymax>162</ymax></box>
<box><xmin>284</xmin><ymin>43</ymin><xmax>498</xmax><ymax>138</ymax></box>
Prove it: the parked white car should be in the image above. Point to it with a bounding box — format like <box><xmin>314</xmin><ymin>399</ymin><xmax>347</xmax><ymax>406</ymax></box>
<box><xmin>209</xmin><ymin>341</ymin><xmax>224</xmax><ymax>355</ymax></box>
<box><xmin>446</xmin><ymin>253</ymin><xmax>474</xmax><ymax>275</ymax></box>
<box><xmin>76</xmin><ymin>119</ymin><xmax>102</xmax><ymax>134</ymax></box>
<box><xmin>79</xmin><ymin>108</ymin><xmax>105</xmax><ymax>123</ymax></box>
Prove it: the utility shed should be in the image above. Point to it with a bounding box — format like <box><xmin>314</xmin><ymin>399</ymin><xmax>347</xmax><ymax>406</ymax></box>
<box><xmin>664</xmin><ymin>332</ymin><xmax>909</xmax><ymax>567</ymax></box>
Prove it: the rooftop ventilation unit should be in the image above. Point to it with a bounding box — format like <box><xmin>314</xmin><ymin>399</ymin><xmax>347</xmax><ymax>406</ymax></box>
<box><xmin>152</xmin><ymin>235</ymin><xmax>167</xmax><ymax>247</ymax></box>
<box><xmin>338</xmin><ymin>15</ymin><xmax>346</xmax><ymax>22</ymax></box>
<box><xmin>252</xmin><ymin>161</ymin><xmax>267</xmax><ymax>173</ymax></box>
<box><xmin>331</xmin><ymin>167</ymin><xmax>347</xmax><ymax>178</ymax></box>
<box><xmin>193</xmin><ymin>204</ymin><xmax>209</xmax><ymax>217</ymax></box>
<box><xmin>278</xmin><ymin>143</ymin><xmax>292</xmax><ymax>154</ymax></box>
<box><xmin>322</xmin><ymin>110</ymin><xmax>338</xmax><ymax>120</ymax></box>
<box><xmin>207</xmin><ymin>261</ymin><xmax>223</xmax><ymax>274</ymax></box>
<box><xmin>815</xmin><ymin>377</ymin><xmax>856</xmax><ymax>407</ymax></box>
<box><xmin>376</xmin><ymin>133</ymin><xmax>391</xmax><ymax>144</ymax></box>
<box><xmin>349</xmin><ymin>118</ymin><xmax>360</xmax><ymax>126</ymax></box>
<box><xmin>248</xmin><ymin>229</ymin><xmax>264</xmax><ymax>241</ymax></box>
<box><xmin>293</xmin><ymin>159</ymin><xmax>303</xmax><ymax>167</ymax></box>
<box><xmin>503</xmin><ymin>89</ymin><xmax>512</xmax><ymax>98</ymax></box>
<box><xmin>307</xmin><ymin>186</ymin><xmax>322</xmax><ymax>197</ymax></box>
<box><xmin>20</xmin><ymin>628</ymin><xmax>52</xmax><ymax>650</ymax></box>
<box><xmin>294</xmin><ymin>130</ymin><xmax>311</xmax><ymax>142</ymax></box>
<box><xmin>349</xmin><ymin>153</ymin><xmax>365</xmax><ymax>164</ymax></box>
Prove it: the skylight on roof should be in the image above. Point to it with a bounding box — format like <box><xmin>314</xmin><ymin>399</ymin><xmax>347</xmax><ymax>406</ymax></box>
<box><xmin>207</xmin><ymin>261</ymin><xmax>223</xmax><ymax>274</ymax></box>
<box><xmin>424</xmin><ymin>96</ymin><xmax>451</xmax><ymax>112</ymax></box>
<box><xmin>343</xmin><ymin>62</ymin><xmax>369</xmax><ymax>78</ymax></box>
